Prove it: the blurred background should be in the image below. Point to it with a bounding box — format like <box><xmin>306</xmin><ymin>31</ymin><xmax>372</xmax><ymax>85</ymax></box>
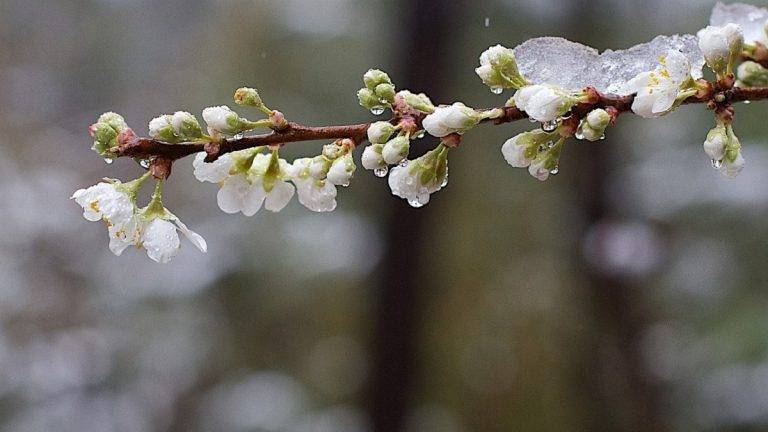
<box><xmin>1</xmin><ymin>0</ymin><xmax>768</xmax><ymax>431</ymax></box>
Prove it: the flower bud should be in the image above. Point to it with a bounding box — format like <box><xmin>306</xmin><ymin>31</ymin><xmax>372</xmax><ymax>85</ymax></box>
<box><xmin>203</xmin><ymin>105</ymin><xmax>258</xmax><ymax>135</ymax></box>
<box><xmin>357</xmin><ymin>88</ymin><xmax>382</xmax><ymax>110</ymax></box>
<box><xmin>703</xmin><ymin>124</ymin><xmax>728</xmax><ymax>161</ymax></box>
<box><xmin>399</xmin><ymin>90</ymin><xmax>435</xmax><ymax>113</ymax></box>
<box><xmin>327</xmin><ymin>154</ymin><xmax>356</xmax><ymax>186</ymax></box>
<box><xmin>148</xmin><ymin>115</ymin><xmax>179</xmax><ymax>142</ymax></box>
<box><xmin>97</xmin><ymin>112</ymin><xmax>128</xmax><ymax>132</ymax></box>
<box><xmin>513</xmin><ymin>84</ymin><xmax>575</xmax><ymax>123</ymax></box>
<box><xmin>171</xmin><ymin>111</ymin><xmax>203</xmax><ymax>140</ymax></box>
<box><xmin>737</xmin><ymin>61</ymin><xmax>768</xmax><ymax>87</ymax></box>
<box><xmin>698</xmin><ymin>24</ymin><xmax>744</xmax><ymax>75</ymax></box>
<box><xmin>322</xmin><ymin>142</ymin><xmax>345</xmax><ymax>159</ymax></box>
<box><xmin>422</xmin><ymin>102</ymin><xmax>482</xmax><ymax>137</ymax></box>
<box><xmin>234</xmin><ymin>87</ymin><xmax>264</xmax><ymax>107</ymax></box>
<box><xmin>501</xmin><ymin>130</ymin><xmax>551</xmax><ymax>168</ymax></box>
<box><xmin>363</xmin><ymin>69</ymin><xmax>392</xmax><ymax>90</ymax></box>
<box><xmin>382</xmin><ymin>135</ymin><xmax>410</xmax><ymax>164</ymax></box>
<box><xmin>361</xmin><ymin>145</ymin><xmax>385</xmax><ymax>170</ymax></box>
<box><xmin>375</xmin><ymin>83</ymin><xmax>396</xmax><ymax>104</ymax></box>
<box><xmin>578</xmin><ymin>108</ymin><xmax>611</xmax><ymax>141</ymax></box>
<box><xmin>475</xmin><ymin>44</ymin><xmax>528</xmax><ymax>90</ymax></box>
<box><xmin>367</xmin><ymin>121</ymin><xmax>396</xmax><ymax>144</ymax></box>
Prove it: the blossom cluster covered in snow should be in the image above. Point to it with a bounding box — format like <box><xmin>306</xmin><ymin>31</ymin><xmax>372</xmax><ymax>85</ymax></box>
<box><xmin>75</xmin><ymin>2</ymin><xmax>768</xmax><ymax>262</ymax></box>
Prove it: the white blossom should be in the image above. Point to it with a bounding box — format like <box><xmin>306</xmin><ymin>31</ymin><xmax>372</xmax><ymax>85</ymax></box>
<box><xmin>697</xmin><ymin>24</ymin><xmax>743</xmax><ymax>74</ymax></box>
<box><xmin>71</xmin><ymin>182</ymin><xmax>135</xmax><ymax>228</ymax></box>
<box><xmin>625</xmin><ymin>50</ymin><xmax>693</xmax><ymax>118</ymax></box>
<box><xmin>513</xmin><ymin>84</ymin><xmax>575</xmax><ymax>123</ymax></box>
<box><xmin>361</xmin><ymin>145</ymin><xmax>385</xmax><ymax>170</ymax></box>
<box><xmin>422</xmin><ymin>102</ymin><xmax>481</xmax><ymax>137</ymax></box>
<box><xmin>387</xmin><ymin>146</ymin><xmax>449</xmax><ymax>207</ymax></box>
<box><xmin>137</xmin><ymin>215</ymin><xmax>207</xmax><ymax>264</ymax></box>
<box><xmin>216</xmin><ymin>153</ymin><xmax>295</xmax><ymax>215</ymax></box>
<box><xmin>326</xmin><ymin>154</ymin><xmax>355</xmax><ymax>186</ymax></box>
<box><xmin>291</xmin><ymin>158</ymin><xmax>338</xmax><ymax>212</ymax></box>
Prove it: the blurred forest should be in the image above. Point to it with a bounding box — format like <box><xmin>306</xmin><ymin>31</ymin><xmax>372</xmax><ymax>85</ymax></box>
<box><xmin>1</xmin><ymin>0</ymin><xmax>768</xmax><ymax>431</ymax></box>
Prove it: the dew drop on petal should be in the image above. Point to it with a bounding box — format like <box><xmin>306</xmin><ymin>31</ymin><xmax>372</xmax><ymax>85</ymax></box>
<box><xmin>139</xmin><ymin>159</ymin><xmax>151</xmax><ymax>169</ymax></box>
<box><xmin>711</xmin><ymin>159</ymin><xmax>723</xmax><ymax>169</ymax></box>
<box><xmin>408</xmin><ymin>197</ymin><xmax>425</xmax><ymax>208</ymax></box>
<box><xmin>550</xmin><ymin>166</ymin><xmax>560</xmax><ymax>175</ymax></box>
<box><xmin>104</xmin><ymin>157</ymin><xmax>114</xmax><ymax>164</ymax></box>
<box><xmin>441</xmin><ymin>176</ymin><xmax>448</xmax><ymax>188</ymax></box>
<box><xmin>575</xmin><ymin>130</ymin><xmax>585</xmax><ymax>140</ymax></box>
<box><xmin>541</xmin><ymin>120</ymin><xmax>558</xmax><ymax>132</ymax></box>
<box><xmin>490</xmin><ymin>86</ymin><xmax>504</xmax><ymax>94</ymax></box>
<box><xmin>528</xmin><ymin>118</ymin><xmax>538</xmax><ymax>123</ymax></box>
<box><xmin>370</xmin><ymin>106</ymin><xmax>386</xmax><ymax>115</ymax></box>
<box><xmin>416</xmin><ymin>131</ymin><xmax>426</xmax><ymax>139</ymax></box>
<box><xmin>399</xmin><ymin>159</ymin><xmax>409</xmax><ymax>167</ymax></box>
<box><xmin>374</xmin><ymin>166</ymin><xmax>389</xmax><ymax>177</ymax></box>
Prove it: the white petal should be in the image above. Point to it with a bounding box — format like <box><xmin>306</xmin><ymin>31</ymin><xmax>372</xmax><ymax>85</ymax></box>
<box><xmin>170</xmin><ymin>216</ymin><xmax>207</xmax><ymax>253</ymax></box>
<box><xmin>216</xmin><ymin>174</ymin><xmax>249</xmax><ymax>214</ymax></box>
<box><xmin>264</xmin><ymin>180</ymin><xmax>295</xmax><ymax>212</ymax></box>
<box><xmin>193</xmin><ymin>152</ymin><xmax>233</xmax><ymax>183</ymax></box>
<box><xmin>241</xmin><ymin>180</ymin><xmax>267</xmax><ymax>216</ymax></box>
<box><xmin>142</xmin><ymin>219</ymin><xmax>180</xmax><ymax>264</ymax></box>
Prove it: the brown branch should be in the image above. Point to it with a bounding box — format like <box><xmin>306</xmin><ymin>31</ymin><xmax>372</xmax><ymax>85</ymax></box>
<box><xmin>112</xmin><ymin>85</ymin><xmax>768</xmax><ymax>177</ymax></box>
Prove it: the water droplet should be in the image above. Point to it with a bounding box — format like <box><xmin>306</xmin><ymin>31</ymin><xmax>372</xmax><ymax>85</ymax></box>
<box><xmin>104</xmin><ymin>157</ymin><xmax>114</xmax><ymax>164</ymax></box>
<box><xmin>541</xmin><ymin>120</ymin><xmax>558</xmax><ymax>132</ymax></box>
<box><xmin>575</xmin><ymin>130</ymin><xmax>585</xmax><ymax>140</ymax></box>
<box><xmin>599</xmin><ymin>135</ymin><xmax>606</xmax><ymax>140</ymax></box>
<box><xmin>370</xmin><ymin>106</ymin><xmax>386</xmax><ymax>115</ymax></box>
<box><xmin>233</xmin><ymin>133</ymin><xmax>244</xmax><ymax>140</ymax></box>
<box><xmin>139</xmin><ymin>159</ymin><xmax>151</xmax><ymax>169</ymax></box>
<box><xmin>744</xmin><ymin>100</ymin><xmax>751</xmax><ymax>104</ymax></box>
<box><xmin>547</xmin><ymin>140</ymin><xmax>556</xmax><ymax>148</ymax></box>
<box><xmin>374</xmin><ymin>166</ymin><xmax>389</xmax><ymax>177</ymax></box>
<box><xmin>490</xmin><ymin>86</ymin><xmax>503</xmax><ymax>95</ymax></box>
<box><xmin>408</xmin><ymin>197</ymin><xmax>425</xmax><ymax>208</ymax></box>
<box><xmin>399</xmin><ymin>159</ymin><xmax>409</xmax><ymax>167</ymax></box>
<box><xmin>528</xmin><ymin>118</ymin><xmax>538</xmax><ymax>123</ymax></box>
<box><xmin>550</xmin><ymin>166</ymin><xmax>560</xmax><ymax>175</ymax></box>
<box><xmin>484</xmin><ymin>17</ymin><xmax>490</xmax><ymax>27</ymax></box>
<box><xmin>416</xmin><ymin>131</ymin><xmax>425</xmax><ymax>139</ymax></box>
<box><xmin>440</xmin><ymin>176</ymin><xmax>448</xmax><ymax>187</ymax></box>
<box><xmin>711</xmin><ymin>159</ymin><xmax>723</xmax><ymax>169</ymax></box>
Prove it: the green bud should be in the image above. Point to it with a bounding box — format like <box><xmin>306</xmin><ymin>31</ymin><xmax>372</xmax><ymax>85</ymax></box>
<box><xmin>171</xmin><ymin>111</ymin><xmax>203</xmax><ymax>140</ymax></box>
<box><xmin>737</xmin><ymin>61</ymin><xmax>768</xmax><ymax>87</ymax></box>
<box><xmin>357</xmin><ymin>88</ymin><xmax>382</xmax><ymax>110</ymax></box>
<box><xmin>400</xmin><ymin>90</ymin><xmax>435</xmax><ymax>113</ymax></box>
<box><xmin>97</xmin><ymin>112</ymin><xmax>128</xmax><ymax>132</ymax></box>
<box><xmin>374</xmin><ymin>83</ymin><xmax>396</xmax><ymax>104</ymax></box>
<box><xmin>363</xmin><ymin>69</ymin><xmax>392</xmax><ymax>90</ymax></box>
<box><xmin>234</xmin><ymin>87</ymin><xmax>264</xmax><ymax>107</ymax></box>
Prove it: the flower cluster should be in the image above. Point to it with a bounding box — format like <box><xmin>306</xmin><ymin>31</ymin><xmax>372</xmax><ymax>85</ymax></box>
<box><xmin>72</xmin><ymin>175</ymin><xmax>206</xmax><ymax>263</ymax></box>
<box><xmin>624</xmin><ymin>49</ymin><xmax>697</xmax><ymax>118</ymax></box>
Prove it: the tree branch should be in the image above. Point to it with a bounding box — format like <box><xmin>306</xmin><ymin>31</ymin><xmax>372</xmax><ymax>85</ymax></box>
<box><xmin>112</xmin><ymin>86</ymin><xmax>768</xmax><ymax>171</ymax></box>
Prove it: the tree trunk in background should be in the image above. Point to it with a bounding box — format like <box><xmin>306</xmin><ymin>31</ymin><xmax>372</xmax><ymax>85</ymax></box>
<box><xmin>366</xmin><ymin>1</ymin><xmax>460</xmax><ymax>431</ymax></box>
<box><xmin>568</xmin><ymin>2</ymin><xmax>667</xmax><ymax>431</ymax></box>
